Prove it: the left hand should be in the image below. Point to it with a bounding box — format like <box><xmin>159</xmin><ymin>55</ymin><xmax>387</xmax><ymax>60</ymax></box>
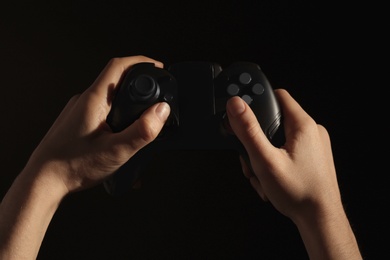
<box><xmin>25</xmin><ymin>55</ymin><xmax>171</xmax><ymax>194</ymax></box>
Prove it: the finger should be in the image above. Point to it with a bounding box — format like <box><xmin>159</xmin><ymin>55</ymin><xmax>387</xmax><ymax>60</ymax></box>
<box><xmin>109</xmin><ymin>102</ymin><xmax>170</xmax><ymax>158</ymax></box>
<box><xmin>249</xmin><ymin>177</ymin><xmax>268</xmax><ymax>201</ymax></box>
<box><xmin>239</xmin><ymin>156</ymin><xmax>253</xmax><ymax>179</ymax></box>
<box><xmin>240</xmin><ymin>155</ymin><xmax>268</xmax><ymax>201</ymax></box>
<box><xmin>90</xmin><ymin>55</ymin><xmax>164</xmax><ymax>96</ymax></box>
<box><xmin>274</xmin><ymin>89</ymin><xmax>316</xmax><ymax>139</ymax></box>
<box><xmin>226</xmin><ymin>96</ymin><xmax>277</xmax><ymax>166</ymax></box>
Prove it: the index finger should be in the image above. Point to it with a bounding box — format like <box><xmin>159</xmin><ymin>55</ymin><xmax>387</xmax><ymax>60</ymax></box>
<box><xmin>226</xmin><ymin>96</ymin><xmax>277</xmax><ymax>165</ymax></box>
<box><xmin>274</xmin><ymin>89</ymin><xmax>316</xmax><ymax>139</ymax></box>
<box><xmin>90</xmin><ymin>55</ymin><xmax>164</xmax><ymax>95</ymax></box>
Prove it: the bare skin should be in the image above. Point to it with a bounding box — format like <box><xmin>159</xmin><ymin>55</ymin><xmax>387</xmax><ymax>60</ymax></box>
<box><xmin>0</xmin><ymin>56</ymin><xmax>170</xmax><ymax>259</ymax></box>
<box><xmin>0</xmin><ymin>56</ymin><xmax>361</xmax><ymax>259</ymax></box>
<box><xmin>227</xmin><ymin>91</ymin><xmax>362</xmax><ymax>259</ymax></box>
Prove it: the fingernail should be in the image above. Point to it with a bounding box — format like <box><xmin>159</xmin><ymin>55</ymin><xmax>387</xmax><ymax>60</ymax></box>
<box><xmin>156</xmin><ymin>102</ymin><xmax>170</xmax><ymax>121</ymax></box>
<box><xmin>227</xmin><ymin>97</ymin><xmax>246</xmax><ymax>117</ymax></box>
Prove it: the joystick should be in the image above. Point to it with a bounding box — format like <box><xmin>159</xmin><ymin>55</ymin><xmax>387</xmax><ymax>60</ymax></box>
<box><xmin>104</xmin><ymin>61</ymin><xmax>285</xmax><ymax>196</ymax></box>
<box><xmin>106</xmin><ymin>62</ymin><xmax>179</xmax><ymax>134</ymax></box>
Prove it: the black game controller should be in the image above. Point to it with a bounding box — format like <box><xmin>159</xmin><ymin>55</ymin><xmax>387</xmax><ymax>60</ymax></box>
<box><xmin>104</xmin><ymin>61</ymin><xmax>285</xmax><ymax>196</ymax></box>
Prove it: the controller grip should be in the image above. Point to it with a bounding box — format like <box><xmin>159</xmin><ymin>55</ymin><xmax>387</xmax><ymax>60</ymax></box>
<box><xmin>103</xmin><ymin>149</ymin><xmax>151</xmax><ymax>196</ymax></box>
<box><xmin>103</xmin><ymin>63</ymin><xmax>178</xmax><ymax>196</ymax></box>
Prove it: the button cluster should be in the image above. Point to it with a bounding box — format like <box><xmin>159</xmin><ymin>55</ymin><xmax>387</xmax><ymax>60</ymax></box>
<box><xmin>226</xmin><ymin>72</ymin><xmax>265</xmax><ymax>105</ymax></box>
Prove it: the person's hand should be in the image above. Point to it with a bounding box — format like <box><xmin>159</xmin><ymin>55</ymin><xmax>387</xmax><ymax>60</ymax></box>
<box><xmin>25</xmin><ymin>55</ymin><xmax>171</xmax><ymax>194</ymax></box>
<box><xmin>226</xmin><ymin>89</ymin><xmax>362</xmax><ymax>259</ymax></box>
<box><xmin>226</xmin><ymin>89</ymin><xmax>338</xmax><ymax>219</ymax></box>
<box><xmin>0</xmin><ymin>56</ymin><xmax>172</xmax><ymax>259</ymax></box>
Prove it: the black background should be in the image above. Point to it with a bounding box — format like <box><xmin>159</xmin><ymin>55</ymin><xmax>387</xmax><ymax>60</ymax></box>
<box><xmin>0</xmin><ymin>1</ymin><xmax>387</xmax><ymax>259</ymax></box>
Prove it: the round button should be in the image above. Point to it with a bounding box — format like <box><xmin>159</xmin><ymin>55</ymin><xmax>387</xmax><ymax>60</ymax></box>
<box><xmin>134</xmin><ymin>75</ymin><xmax>156</xmax><ymax>97</ymax></box>
<box><xmin>242</xmin><ymin>94</ymin><xmax>253</xmax><ymax>105</ymax></box>
<box><xmin>239</xmin><ymin>72</ymin><xmax>252</xmax><ymax>85</ymax></box>
<box><xmin>252</xmin><ymin>83</ymin><xmax>265</xmax><ymax>95</ymax></box>
<box><xmin>227</xmin><ymin>83</ymin><xmax>240</xmax><ymax>96</ymax></box>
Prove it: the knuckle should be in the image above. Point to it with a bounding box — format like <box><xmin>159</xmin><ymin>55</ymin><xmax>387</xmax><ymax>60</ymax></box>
<box><xmin>296</xmin><ymin>115</ymin><xmax>318</xmax><ymax>134</ymax></box>
<box><xmin>246</xmin><ymin>121</ymin><xmax>261</xmax><ymax>140</ymax></box>
<box><xmin>107</xmin><ymin>143</ymin><xmax>131</xmax><ymax>163</ymax></box>
<box><xmin>68</xmin><ymin>93</ymin><xmax>81</xmax><ymax>103</ymax></box>
<box><xmin>317</xmin><ymin>124</ymin><xmax>331</xmax><ymax>142</ymax></box>
<box><xmin>104</xmin><ymin>57</ymin><xmax>123</xmax><ymax>73</ymax></box>
<box><xmin>240</xmin><ymin>118</ymin><xmax>261</xmax><ymax>142</ymax></box>
<box><xmin>136</xmin><ymin>117</ymin><xmax>159</xmax><ymax>144</ymax></box>
<box><xmin>133</xmin><ymin>55</ymin><xmax>147</xmax><ymax>61</ymax></box>
<box><xmin>107</xmin><ymin>57</ymin><xmax>120</xmax><ymax>67</ymax></box>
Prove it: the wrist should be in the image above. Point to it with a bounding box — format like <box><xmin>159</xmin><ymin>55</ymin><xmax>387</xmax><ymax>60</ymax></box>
<box><xmin>0</xmin><ymin>161</ymin><xmax>69</xmax><ymax>259</ymax></box>
<box><xmin>21</xmin><ymin>159</ymin><xmax>70</xmax><ymax>200</ymax></box>
<box><xmin>292</xmin><ymin>201</ymin><xmax>361</xmax><ymax>259</ymax></box>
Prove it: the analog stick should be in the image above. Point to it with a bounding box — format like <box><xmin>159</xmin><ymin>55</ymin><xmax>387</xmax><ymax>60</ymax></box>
<box><xmin>131</xmin><ymin>74</ymin><xmax>159</xmax><ymax>101</ymax></box>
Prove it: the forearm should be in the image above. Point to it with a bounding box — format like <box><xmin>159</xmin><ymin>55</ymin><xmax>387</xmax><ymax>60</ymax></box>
<box><xmin>293</xmin><ymin>203</ymin><xmax>362</xmax><ymax>260</ymax></box>
<box><xmin>0</xmin><ymin>165</ymin><xmax>68</xmax><ymax>259</ymax></box>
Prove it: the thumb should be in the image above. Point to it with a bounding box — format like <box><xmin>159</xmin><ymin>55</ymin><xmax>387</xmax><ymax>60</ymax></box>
<box><xmin>226</xmin><ymin>97</ymin><xmax>276</xmax><ymax>166</ymax></box>
<box><xmin>110</xmin><ymin>102</ymin><xmax>170</xmax><ymax>157</ymax></box>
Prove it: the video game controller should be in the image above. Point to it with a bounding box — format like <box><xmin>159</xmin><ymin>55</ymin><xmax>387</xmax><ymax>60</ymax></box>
<box><xmin>104</xmin><ymin>61</ymin><xmax>285</xmax><ymax>196</ymax></box>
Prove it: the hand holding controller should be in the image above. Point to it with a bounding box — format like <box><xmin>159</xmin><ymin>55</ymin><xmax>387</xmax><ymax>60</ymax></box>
<box><xmin>104</xmin><ymin>61</ymin><xmax>285</xmax><ymax>196</ymax></box>
<box><xmin>106</xmin><ymin>62</ymin><xmax>179</xmax><ymax>134</ymax></box>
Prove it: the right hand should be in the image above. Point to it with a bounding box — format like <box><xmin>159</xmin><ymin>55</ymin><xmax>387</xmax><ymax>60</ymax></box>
<box><xmin>226</xmin><ymin>89</ymin><xmax>341</xmax><ymax>222</ymax></box>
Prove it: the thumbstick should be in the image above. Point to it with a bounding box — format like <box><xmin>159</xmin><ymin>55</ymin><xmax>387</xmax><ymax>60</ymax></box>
<box><xmin>130</xmin><ymin>74</ymin><xmax>160</xmax><ymax>102</ymax></box>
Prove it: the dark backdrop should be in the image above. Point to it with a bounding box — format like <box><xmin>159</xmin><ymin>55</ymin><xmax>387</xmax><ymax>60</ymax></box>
<box><xmin>0</xmin><ymin>1</ymin><xmax>386</xmax><ymax>259</ymax></box>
